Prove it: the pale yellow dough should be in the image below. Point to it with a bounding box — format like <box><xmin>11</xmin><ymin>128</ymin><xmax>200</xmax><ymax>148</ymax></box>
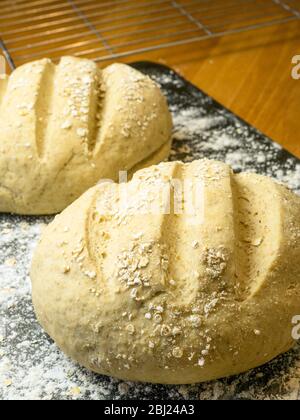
<box><xmin>0</xmin><ymin>57</ymin><xmax>172</xmax><ymax>215</ymax></box>
<box><xmin>31</xmin><ymin>159</ymin><xmax>300</xmax><ymax>384</ymax></box>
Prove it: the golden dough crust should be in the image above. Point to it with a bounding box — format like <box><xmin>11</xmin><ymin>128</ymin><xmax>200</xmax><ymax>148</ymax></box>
<box><xmin>31</xmin><ymin>159</ymin><xmax>300</xmax><ymax>384</ymax></box>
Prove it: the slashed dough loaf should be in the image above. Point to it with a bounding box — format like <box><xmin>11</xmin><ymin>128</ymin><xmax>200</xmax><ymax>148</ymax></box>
<box><xmin>31</xmin><ymin>159</ymin><xmax>300</xmax><ymax>384</ymax></box>
<box><xmin>0</xmin><ymin>56</ymin><xmax>172</xmax><ymax>215</ymax></box>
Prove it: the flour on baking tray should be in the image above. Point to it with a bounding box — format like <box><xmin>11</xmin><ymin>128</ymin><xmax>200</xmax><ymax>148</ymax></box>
<box><xmin>1</xmin><ymin>68</ymin><xmax>300</xmax><ymax>400</ymax></box>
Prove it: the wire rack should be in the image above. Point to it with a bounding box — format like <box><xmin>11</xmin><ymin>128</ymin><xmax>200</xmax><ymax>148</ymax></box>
<box><xmin>1</xmin><ymin>0</ymin><xmax>300</xmax><ymax>70</ymax></box>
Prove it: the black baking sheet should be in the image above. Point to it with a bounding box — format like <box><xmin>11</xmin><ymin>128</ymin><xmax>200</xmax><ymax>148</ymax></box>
<box><xmin>0</xmin><ymin>62</ymin><xmax>299</xmax><ymax>400</ymax></box>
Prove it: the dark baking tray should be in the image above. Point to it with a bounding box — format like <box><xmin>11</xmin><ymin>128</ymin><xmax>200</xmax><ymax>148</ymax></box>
<box><xmin>0</xmin><ymin>62</ymin><xmax>299</xmax><ymax>400</ymax></box>
<box><xmin>132</xmin><ymin>61</ymin><xmax>300</xmax><ymax>188</ymax></box>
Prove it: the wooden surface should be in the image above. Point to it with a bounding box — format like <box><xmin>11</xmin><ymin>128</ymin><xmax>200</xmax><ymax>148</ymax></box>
<box><xmin>121</xmin><ymin>20</ymin><xmax>300</xmax><ymax>158</ymax></box>
<box><xmin>1</xmin><ymin>0</ymin><xmax>300</xmax><ymax>158</ymax></box>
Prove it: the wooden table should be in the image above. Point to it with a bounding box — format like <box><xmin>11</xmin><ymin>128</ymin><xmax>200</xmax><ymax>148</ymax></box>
<box><xmin>120</xmin><ymin>20</ymin><xmax>300</xmax><ymax>159</ymax></box>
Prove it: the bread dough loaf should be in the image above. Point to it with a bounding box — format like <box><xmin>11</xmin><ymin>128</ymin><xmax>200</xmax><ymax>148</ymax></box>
<box><xmin>0</xmin><ymin>57</ymin><xmax>172</xmax><ymax>215</ymax></box>
<box><xmin>31</xmin><ymin>159</ymin><xmax>300</xmax><ymax>384</ymax></box>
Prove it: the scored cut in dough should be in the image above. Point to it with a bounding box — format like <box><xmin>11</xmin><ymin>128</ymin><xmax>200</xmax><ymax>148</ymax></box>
<box><xmin>31</xmin><ymin>159</ymin><xmax>300</xmax><ymax>384</ymax></box>
<box><xmin>0</xmin><ymin>56</ymin><xmax>172</xmax><ymax>215</ymax></box>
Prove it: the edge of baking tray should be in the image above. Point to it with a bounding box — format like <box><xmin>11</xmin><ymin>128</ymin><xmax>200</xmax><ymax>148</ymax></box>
<box><xmin>130</xmin><ymin>60</ymin><xmax>300</xmax><ymax>165</ymax></box>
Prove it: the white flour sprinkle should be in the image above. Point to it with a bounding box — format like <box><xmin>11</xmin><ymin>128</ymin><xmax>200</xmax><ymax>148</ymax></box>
<box><xmin>168</xmin><ymin>103</ymin><xmax>300</xmax><ymax>195</ymax></box>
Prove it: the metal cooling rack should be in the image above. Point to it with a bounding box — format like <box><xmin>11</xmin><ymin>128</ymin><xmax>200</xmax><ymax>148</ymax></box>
<box><xmin>1</xmin><ymin>0</ymin><xmax>300</xmax><ymax>70</ymax></box>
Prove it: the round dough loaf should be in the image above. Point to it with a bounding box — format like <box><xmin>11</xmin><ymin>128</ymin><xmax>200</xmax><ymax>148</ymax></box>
<box><xmin>31</xmin><ymin>159</ymin><xmax>300</xmax><ymax>384</ymax></box>
<box><xmin>0</xmin><ymin>56</ymin><xmax>172</xmax><ymax>215</ymax></box>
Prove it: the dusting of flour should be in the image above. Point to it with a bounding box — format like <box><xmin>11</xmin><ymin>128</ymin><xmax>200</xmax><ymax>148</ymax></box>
<box><xmin>1</xmin><ymin>65</ymin><xmax>300</xmax><ymax>400</ymax></box>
